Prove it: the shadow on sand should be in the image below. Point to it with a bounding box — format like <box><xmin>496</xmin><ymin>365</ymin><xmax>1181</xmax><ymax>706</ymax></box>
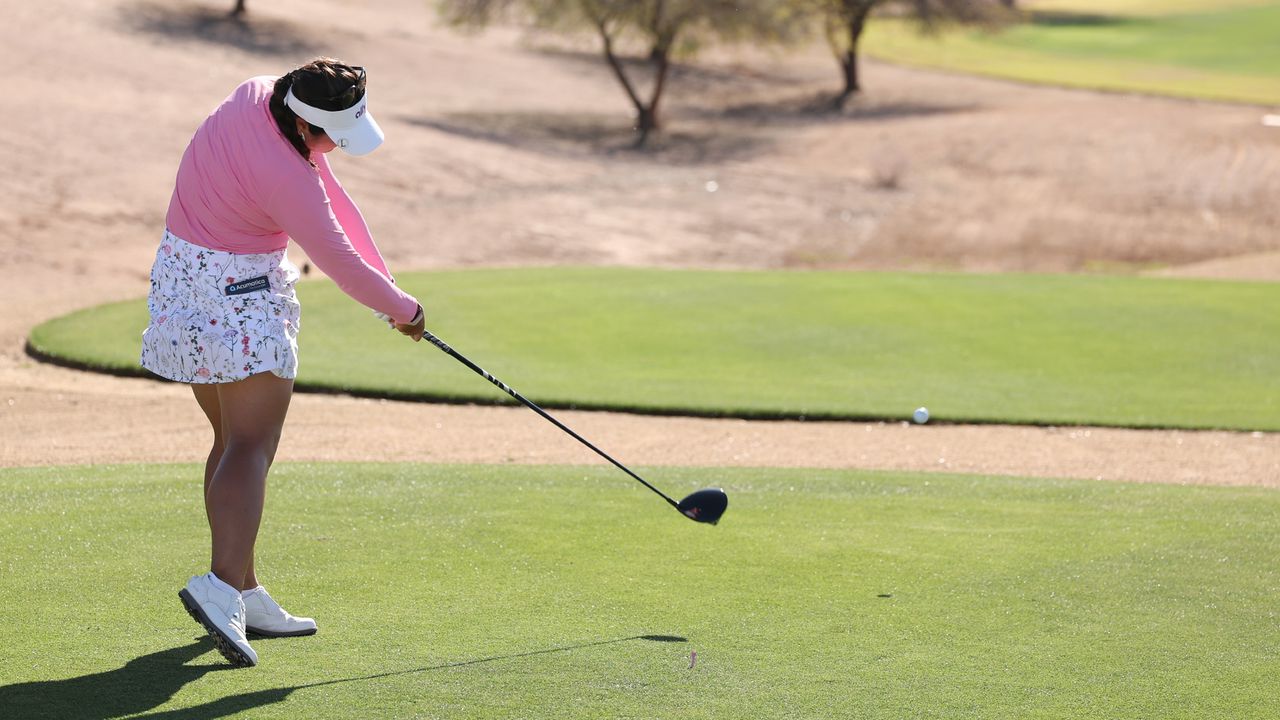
<box><xmin>407</xmin><ymin>112</ymin><xmax>774</xmax><ymax>165</ymax></box>
<box><xmin>117</xmin><ymin>1</ymin><xmax>325</xmax><ymax>57</ymax></box>
<box><xmin>713</xmin><ymin>91</ymin><xmax>979</xmax><ymax>125</ymax></box>
<box><xmin>0</xmin><ymin>634</ymin><xmax>687</xmax><ymax>719</ymax></box>
<box><xmin>407</xmin><ymin>86</ymin><xmax>975</xmax><ymax>164</ymax></box>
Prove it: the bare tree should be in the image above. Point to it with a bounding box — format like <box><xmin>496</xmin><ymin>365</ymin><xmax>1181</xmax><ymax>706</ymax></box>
<box><xmin>808</xmin><ymin>0</ymin><xmax>1003</xmax><ymax>109</ymax></box>
<box><xmin>438</xmin><ymin>0</ymin><xmax>802</xmax><ymax>145</ymax></box>
<box><xmin>231</xmin><ymin>0</ymin><xmax>247</xmax><ymax>17</ymax></box>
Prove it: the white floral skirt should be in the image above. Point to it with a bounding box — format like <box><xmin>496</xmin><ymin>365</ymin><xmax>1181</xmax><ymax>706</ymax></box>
<box><xmin>140</xmin><ymin>230</ymin><xmax>301</xmax><ymax>383</ymax></box>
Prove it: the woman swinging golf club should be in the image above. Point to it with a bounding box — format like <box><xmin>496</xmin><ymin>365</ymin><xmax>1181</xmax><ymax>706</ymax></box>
<box><xmin>141</xmin><ymin>58</ymin><xmax>424</xmax><ymax>667</ymax></box>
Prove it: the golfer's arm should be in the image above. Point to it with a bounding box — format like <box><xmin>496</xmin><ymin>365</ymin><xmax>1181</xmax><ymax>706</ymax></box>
<box><xmin>316</xmin><ymin>156</ymin><xmax>394</xmax><ymax>280</ymax></box>
<box><xmin>268</xmin><ymin>180</ymin><xmax>419</xmax><ymax>324</ymax></box>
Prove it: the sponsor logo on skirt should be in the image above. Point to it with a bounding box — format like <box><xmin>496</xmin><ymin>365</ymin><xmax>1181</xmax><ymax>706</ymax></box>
<box><xmin>225</xmin><ymin>276</ymin><xmax>270</xmax><ymax>296</ymax></box>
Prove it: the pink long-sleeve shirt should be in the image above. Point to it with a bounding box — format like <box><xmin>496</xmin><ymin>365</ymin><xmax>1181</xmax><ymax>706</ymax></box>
<box><xmin>166</xmin><ymin>77</ymin><xmax>419</xmax><ymax>324</ymax></box>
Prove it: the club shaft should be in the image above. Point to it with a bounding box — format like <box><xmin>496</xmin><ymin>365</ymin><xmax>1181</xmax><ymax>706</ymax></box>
<box><xmin>421</xmin><ymin>329</ymin><xmax>680</xmax><ymax>509</ymax></box>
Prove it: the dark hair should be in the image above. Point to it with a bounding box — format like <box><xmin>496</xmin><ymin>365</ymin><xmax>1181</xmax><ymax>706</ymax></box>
<box><xmin>269</xmin><ymin>58</ymin><xmax>366</xmax><ymax>163</ymax></box>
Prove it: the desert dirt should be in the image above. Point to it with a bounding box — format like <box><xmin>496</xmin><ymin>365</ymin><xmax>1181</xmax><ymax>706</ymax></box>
<box><xmin>2</xmin><ymin>0</ymin><xmax>1277</xmax><ymax>486</ymax></box>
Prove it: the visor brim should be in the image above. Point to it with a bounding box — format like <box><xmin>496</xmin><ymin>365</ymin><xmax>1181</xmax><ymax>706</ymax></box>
<box><xmin>328</xmin><ymin>112</ymin><xmax>384</xmax><ymax>156</ymax></box>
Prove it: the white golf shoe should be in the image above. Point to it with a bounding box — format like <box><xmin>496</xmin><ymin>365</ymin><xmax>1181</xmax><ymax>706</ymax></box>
<box><xmin>178</xmin><ymin>573</ymin><xmax>258</xmax><ymax>667</ymax></box>
<box><xmin>243</xmin><ymin>586</ymin><xmax>318</xmax><ymax>638</ymax></box>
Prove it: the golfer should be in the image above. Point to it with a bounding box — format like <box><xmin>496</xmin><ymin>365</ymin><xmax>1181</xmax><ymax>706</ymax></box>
<box><xmin>141</xmin><ymin>58</ymin><xmax>424</xmax><ymax>667</ymax></box>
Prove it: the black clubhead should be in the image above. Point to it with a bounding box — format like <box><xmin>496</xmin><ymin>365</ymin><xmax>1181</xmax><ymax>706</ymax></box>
<box><xmin>677</xmin><ymin>488</ymin><xmax>728</xmax><ymax>525</ymax></box>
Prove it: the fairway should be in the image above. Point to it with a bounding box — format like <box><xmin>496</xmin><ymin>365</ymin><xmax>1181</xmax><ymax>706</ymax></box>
<box><xmin>28</xmin><ymin>267</ymin><xmax>1280</xmax><ymax>431</ymax></box>
<box><xmin>862</xmin><ymin>1</ymin><xmax>1280</xmax><ymax>105</ymax></box>
<box><xmin>0</xmin><ymin>462</ymin><xmax>1276</xmax><ymax>718</ymax></box>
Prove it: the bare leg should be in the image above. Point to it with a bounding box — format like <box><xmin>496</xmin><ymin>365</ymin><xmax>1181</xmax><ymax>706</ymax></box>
<box><xmin>203</xmin><ymin>372</ymin><xmax>293</xmax><ymax>590</ymax></box>
<box><xmin>192</xmin><ymin>383</ymin><xmax>262</xmax><ymax>589</ymax></box>
<box><xmin>191</xmin><ymin>384</ymin><xmax>224</xmax><ymax>527</ymax></box>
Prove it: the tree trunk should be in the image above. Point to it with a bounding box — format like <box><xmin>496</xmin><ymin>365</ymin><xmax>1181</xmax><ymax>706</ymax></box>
<box><xmin>834</xmin><ymin>6</ymin><xmax>871</xmax><ymax>110</ymax></box>
<box><xmin>594</xmin><ymin>12</ymin><xmax>674</xmax><ymax>148</ymax></box>
<box><xmin>633</xmin><ymin>0</ymin><xmax>673</xmax><ymax>147</ymax></box>
<box><xmin>635</xmin><ymin>46</ymin><xmax>671</xmax><ymax>147</ymax></box>
<box><xmin>836</xmin><ymin>50</ymin><xmax>859</xmax><ymax>109</ymax></box>
<box><xmin>230</xmin><ymin>0</ymin><xmax>247</xmax><ymax>16</ymax></box>
<box><xmin>595</xmin><ymin>19</ymin><xmax>649</xmax><ymax>140</ymax></box>
<box><xmin>636</xmin><ymin>107</ymin><xmax>658</xmax><ymax>146</ymax></box>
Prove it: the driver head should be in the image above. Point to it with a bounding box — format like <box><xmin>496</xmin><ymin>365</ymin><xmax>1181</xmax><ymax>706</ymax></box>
<box><xmin>677</xmin><ymin>488</ymin><xmax>728</xmax><ymax>525</ymax></box>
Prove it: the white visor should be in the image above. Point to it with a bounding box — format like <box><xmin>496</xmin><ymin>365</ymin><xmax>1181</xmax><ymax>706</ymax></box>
<box><xmin>284</xmin><ymin>86</ymin><xmax>384</xmax><ymax>156</ymax></box>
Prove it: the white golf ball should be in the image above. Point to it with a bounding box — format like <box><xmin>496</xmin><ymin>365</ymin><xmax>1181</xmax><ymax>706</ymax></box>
<box><xmin>912</xmin><ymin>407</ymin><xmax>930</xmax><ymax>424</ymax></box>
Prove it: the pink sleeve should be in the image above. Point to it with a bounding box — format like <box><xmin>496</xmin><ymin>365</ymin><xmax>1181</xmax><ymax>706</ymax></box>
<box><xmin>265</xmin><ymin>171</ymin><xmax>420</xmax><ymax>324</ymax></box>
<box><xmin>316</xmin><ymin>156</ymin><xmax>393</xmax><ymax>279</ymax></box>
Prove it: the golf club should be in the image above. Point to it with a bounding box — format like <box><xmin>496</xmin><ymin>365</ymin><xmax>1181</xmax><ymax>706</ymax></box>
<box><xmin>419</xmin><ymin>328</ymin><xmax>728</xmax><ymax>524</ymax></box>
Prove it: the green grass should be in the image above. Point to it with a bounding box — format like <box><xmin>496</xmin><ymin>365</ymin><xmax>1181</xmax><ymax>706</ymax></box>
<box><xmin>0</xmin><ymin>462</ymin><xmax>1277</xmax><ymax>718</ymax></box>
<box><xmin>862</xmin><ymin>1</ymin><xmax>1280</xmax><ymax>105</ymax></box>
<box><xmin>1030</xmin><ymin>0</ymin><xmax>1272</xmax><ymax>17</ymax></box>
<box><xmin>27</xmin><ymin>267</ymin><xmax>1280</xmax><ymax>431</ymax></box>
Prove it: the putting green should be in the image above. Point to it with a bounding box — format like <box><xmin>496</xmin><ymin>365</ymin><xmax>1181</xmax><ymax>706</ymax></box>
<box><xmin>0</xmin><ymin>462</ymin><xmax>1276</xmax><ymax>718</ymax></box>
<box><xmin>27</xmin><ymin>267</ymin><xmax>1280</xmax><ymax>431</ymax></box>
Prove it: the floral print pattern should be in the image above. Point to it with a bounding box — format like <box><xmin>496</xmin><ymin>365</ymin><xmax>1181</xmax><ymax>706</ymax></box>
<box><xmin>141</xmin><ymin>231</ymin><xmax>301</xmax><ymax>383</ymax></box>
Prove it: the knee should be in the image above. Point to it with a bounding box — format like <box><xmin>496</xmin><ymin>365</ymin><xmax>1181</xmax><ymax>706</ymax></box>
<box><xmin>223</xmin><ymin>432</ymin><xmax>282</xmax><ymax>466</ymax></box>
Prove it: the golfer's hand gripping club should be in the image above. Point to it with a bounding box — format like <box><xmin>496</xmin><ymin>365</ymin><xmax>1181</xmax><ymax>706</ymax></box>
<box><xmin>376</xmin><ymin>306</ymin><xmax>426</xmax><ymax>342</ymax></box>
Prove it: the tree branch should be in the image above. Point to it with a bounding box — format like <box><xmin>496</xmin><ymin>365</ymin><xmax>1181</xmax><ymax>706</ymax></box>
<box><xmin>588</xmin><ymin>10</ymin><xmax>645</xmax><ymax>116</ymax></box>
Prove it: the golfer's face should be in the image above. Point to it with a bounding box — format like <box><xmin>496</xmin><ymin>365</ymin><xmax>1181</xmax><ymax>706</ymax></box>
<box><xmin>295</xmin><ymin>119</ymin><xmax>339</xmax><ymax>154</ymax></box>
<box><xmin>307</xmin><ymin>131</ymin><xmax>338</xmax><ymax>155</ymax></box>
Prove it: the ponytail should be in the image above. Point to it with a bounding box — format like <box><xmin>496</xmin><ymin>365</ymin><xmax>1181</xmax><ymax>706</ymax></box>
<box><xmin>269</xmin><ymin>70</ymin><xmax>312</xmax><ymax>163</ymax></box>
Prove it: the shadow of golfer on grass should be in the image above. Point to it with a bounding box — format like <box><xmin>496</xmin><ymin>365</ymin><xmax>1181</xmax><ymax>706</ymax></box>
<box><xmin>0</xmin><ymin>637</ymin><xmax>232</xmax><ymax>720</ymax></box>
<box><xmin>130</xmin><ymin>635</ymin><xmax>691</xmax><ymax>719</ymax></box>
<box><xmin>306</xmin><ymin>633</ymin><xmax>690</xmax><ymax>685</ymax></box>
<box><xmin>0</xmin><ymin>634</ymin><xmax>687</xmax><ymax>719</ymax></box>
